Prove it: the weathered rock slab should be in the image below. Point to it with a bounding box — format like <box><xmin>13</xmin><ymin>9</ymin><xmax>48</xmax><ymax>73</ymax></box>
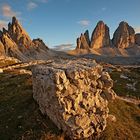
<box><xmin>32</xmin><ymin>59</ymin><xmax>116</xmax><ymax>139</ymax></box>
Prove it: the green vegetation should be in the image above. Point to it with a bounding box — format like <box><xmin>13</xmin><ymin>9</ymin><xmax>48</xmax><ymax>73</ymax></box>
<box><xmin>110</xmin><ymin>67</ymin><xmax>140</xmax><ymax>98</ymax></box>
<box><xmin>100</xmin><ymin>99</ymin><xmax>140</xmax><ymax>140</ymax></box>
<box><xmin>0</xmin><ymin>72</ymin><xmax>64</xmax><ymax>140</ymax></box>
<box><xmin>0</xmin><ymin>63</ymin><xmax>140</xmax><ymax>139</ymax></box>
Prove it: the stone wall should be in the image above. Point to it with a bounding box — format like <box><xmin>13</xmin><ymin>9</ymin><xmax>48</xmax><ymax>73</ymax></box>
<box><xmin>32</xmin><ymin>59</ymin><xmax>116</xmax><ymax>139</ymax></box>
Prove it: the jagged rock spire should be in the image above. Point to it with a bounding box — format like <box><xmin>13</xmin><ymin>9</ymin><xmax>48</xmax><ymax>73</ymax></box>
<box><xmin>76</xmin><ymin>30</ymin><xmax>90</xmax><ymax>49</ymax></box>
<box><xmin>90</xmin><ymin>21</ymin><xmax>111</xmax><ymax>48</ymax></box>
<box><xmin>112</xmin><ymin>21</ymin><xmax>135</xmax><ymax>48</ymax></box>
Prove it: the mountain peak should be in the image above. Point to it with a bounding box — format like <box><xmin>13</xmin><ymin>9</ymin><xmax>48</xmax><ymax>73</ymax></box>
<box><xmin>119</xmin><ymin>21</ymin><xmax>129</xmax><ymax>26</ymax></box>
<box><xmin>90</xmin><ymin>21</ymin><xmax>111</xmax><ymax>48</ymax></box>
<box><xmin>12</xmin><ymin>16</ymin><xmax>18</xmax><ymax>24</ymax></box>
<box><xmin>8</xmin><ymin>16</ymin><xmax>32</xmax><ymax>50</ymax></box>
<box><xmin>112</xmin><ymin>21</ymin><xmax>135</xmax><ymax>48</ymax></box>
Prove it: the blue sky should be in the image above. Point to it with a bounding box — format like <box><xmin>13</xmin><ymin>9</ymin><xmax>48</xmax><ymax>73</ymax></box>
<box><xmin>0</xmin><ymin>0</ymin><xmax>140</xmax><ymax>49</ymax></box>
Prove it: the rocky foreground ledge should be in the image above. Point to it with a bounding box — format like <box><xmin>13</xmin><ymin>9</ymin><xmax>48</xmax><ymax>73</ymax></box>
<box><xmin>32</xmin><ymin>59</ymin><xmax>116</xmax><ymax>139</ymax></box>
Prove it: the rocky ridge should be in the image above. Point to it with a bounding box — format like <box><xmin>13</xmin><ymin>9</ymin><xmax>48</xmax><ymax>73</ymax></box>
<box><xmin>0</xmin><ymin>17</ymin><xmax>49</xmax><ymax>61</ymax></box>
<box><xmin>32</xmin><ymin>59</ymin><xmax>116</xmax><ymax>139</ymax></box>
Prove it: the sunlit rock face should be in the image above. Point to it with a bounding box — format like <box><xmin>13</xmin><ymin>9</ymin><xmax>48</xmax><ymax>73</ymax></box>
<box><xmin>0</xmin><ymin>40</ymin><xmax>5</xmax><ymax>56</ymax></box>
<box><xmin>8</xmin><ymin>16</ymin><xmax>33</xmax><ymax>50</ymax></box>
<box><xmin>32</xmin><ymin>59</ymin><xmax>116</xmax><ymax>139</ymax></box>
<box><xmin>0</xmin><ymin>17</ymin><xmax>49</xmax><ymax>60</ymax></box>
<box><xmin>90</xmin><ymin>21</ymin><xmax>111</xmax><ymax>49</ymax></box>
<box><xmin>112</xmin><ymin>21</ymin><xmax>135</xmax><ymax>48</ymax></box>
<box><xmin>0</xmin><ymin>28</ymin><xmax>26</xmax><ymax>59</ymax></box>
<box><xmin>135</xmin><ymin>33</ymin><xmax>140</xmax><ymax>46</ymax></box>
<box><xmin>76</xmin><ymin>30</ymin><xmax>90</xmax><ymax>50</ymax></box>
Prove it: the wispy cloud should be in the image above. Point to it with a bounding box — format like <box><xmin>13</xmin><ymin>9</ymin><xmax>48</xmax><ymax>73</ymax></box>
<box><xmin>135</xmin><ymin>27</ymin><xmax>140</xmax><ymax>33</ymax></box>
<box><xmin>27</xmin><ymin>2</ymin><xmax>38</xmax><ymax>10</ymax></box>
<box><xmin>0</xmin><ymin>20</ymin><xmax>8</xmax><ymax>30</ymax></box>
<box><xmin>52</xmin><ymin>44</ymin><xmax>74</xmax><ymax>51</ymax></box>
<box><xmin>101</xmin><ymin>7</ymin><xmax>107</xmax><ymax>11</ymax></box>
<box><xmin>1</xmin><ymin>4</ymin><xmax>21</xmax><ymax>18</ymax></box>
<box><xmin>39</xmin><ymin>0</ymin><xmax>48</xmax><ymax>3</ymax></box>
<box><xmin>77</xmin><ymin>20</ymin><xmax>90</xmax><ymax>26</ymax></box>
<box><xmin>29</xmin><ymin>0</ymin><xmax>48</xmax><ymax>4</ymax></box>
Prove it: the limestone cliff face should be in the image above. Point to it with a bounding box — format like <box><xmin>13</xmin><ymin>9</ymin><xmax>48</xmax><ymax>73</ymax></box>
<box><xmin>76</xmin><ymin>21</ymin><xmax>139</xmax><ymax>53</ymax></box>
<box><xmin>76</xmin><ymin>30</ymin><xmax>90</xmax><ymax>49</ymax></box>
<box><xmin>90</xmin><ymin>21</ymin><xmax>111</xmax><ymax>49</ymax></box>
<box><xmin>0</xmin><ymin>28</ymin><xmax>27</xmax><ymax>59</ymax></box>
<box><xmin>32</xmin><ymin>59</ymin><xmax>116</xmax><ymax>139</ymax></box>
<box><xmin>135</xmin><ymin>33</ymin><xmax>140</xmax><ymax>45</ymax></box>
<box><xmin>8</xmin><ymin>17</ymin><xmax>32</xmax><ymax>50</ymax></box>
<box><xmin>76</xmin><ymin>21</ymin><xmax>111</xmax><ymax>50</ymax></box>
<box><xmin>112</xmin><ymin>21</ymin><xmax>135</xmax><ymax>48</ymax></box>
<box><xmin>0</xmin><ymin>17</ymin><xmax>49</xmax><ymax>60</ymax></box>
<box><xmin>0</xmin><ymin>40</ymin><xmax>5</xmax><ymax>56</ymax></box>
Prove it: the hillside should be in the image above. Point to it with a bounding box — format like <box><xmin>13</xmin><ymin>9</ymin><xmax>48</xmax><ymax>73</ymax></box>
<box><xmin>0</xmin><ymin>59</ymin><xmax>140</xmax><ymax>140</ymax></box>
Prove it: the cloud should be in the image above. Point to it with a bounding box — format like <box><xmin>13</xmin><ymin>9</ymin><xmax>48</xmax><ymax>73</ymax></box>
<box><xmin>77</xmin><ymin>20</ymin><xmax>90</xmax><ymax>26</ymax></box>
<box><xmin>134</xmin><ymin>27</ymin><xmax>140</xmax><ymax>33</ymax></box>
<box><xmin>29</xmin><ymin>0</ymin><xmax>48</xmax><ymax>4</ymax></box>
<box><xmin>101</xmin><ymin>7</ymin><xmax>107</xmax><ymax>11</ymax></box>
<box><xmin>1</xmin><ymin>4</ymin><xmax>21</xmax><ymax>18</ymax></box>
<box><xmin>52</xmin><ymin>44</ymin><xmax>75</xmax><ymax>51</ymax></box>
<box><xmin>0</xmin><ymin>20</ymin><xmax>8</xmax><ymax>30</ymax></box>
<box><xmin>27</xmin><ymin>2</ymin><xmax>38</xmax><ymax>10</ymax></box>
<box><xmin>39</xmin><ymin>0</ymin><xmax>48</xmax><ymax>3</ymax></box>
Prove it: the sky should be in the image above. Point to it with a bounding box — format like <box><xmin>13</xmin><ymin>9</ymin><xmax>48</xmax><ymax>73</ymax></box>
<box><xmin>0</xmin><ymin>0</ymin><xmax>140</xmax><ymax>49</ymax></box>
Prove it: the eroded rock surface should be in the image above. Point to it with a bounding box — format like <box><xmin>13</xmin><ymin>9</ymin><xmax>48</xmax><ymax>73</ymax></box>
<box><xmin>32</xmin><ymin>59</ymin><xmax>116</xmax><ymax>139</ymax></box>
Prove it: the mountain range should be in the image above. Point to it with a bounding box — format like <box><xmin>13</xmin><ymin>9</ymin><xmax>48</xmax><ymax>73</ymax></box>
<box><xmin>1</xmin><ymin>17</ymin><xmax>140</xmax><ymax>61</ymax></box>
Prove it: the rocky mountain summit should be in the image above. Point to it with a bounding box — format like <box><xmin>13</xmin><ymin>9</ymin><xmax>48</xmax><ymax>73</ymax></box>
<box><xmin>90</xmin><ymin>21</ymin><xmax>111</xmax><ymax>49</ymax></box>
<box><xmin>76</xmin><ymin>30</ymin><xmax>90</xmax><ymax>50</ymax></box>
<box><xmin>0</xmin><ymin>17</ymin><xmax>49</xmax><ymax>61</ymax></box>
<box><xmin>112</xmin><ymin>21</ymin><xmax>135</xmax><ymax>48</ymax></box>
<box><xmin>75</xmin><ymin>21</ymin><xmax>140</xmax><ymax>56</ymax></box>
<box><xmin>32</xmin><ymin>58</ymin><xmax>116</xmax><ymax>139</ymax></box>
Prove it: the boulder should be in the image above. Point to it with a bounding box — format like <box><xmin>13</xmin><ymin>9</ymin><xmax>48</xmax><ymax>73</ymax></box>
<box><xmin>32</xmin><ymin>59</ymin><xmax>116</xmax><ymax>139</ymax></box>
<box><xmin>112</xmin><ymin>21</ymin><xmax>135</xmax><ymax>48</ymax></box>
<box><xmin>90</xmin><ymin>21</ymin><xmax>111</xmax><ymax>49</ymax></box>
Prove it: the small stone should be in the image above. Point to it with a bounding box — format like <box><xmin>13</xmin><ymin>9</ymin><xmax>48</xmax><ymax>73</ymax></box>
<box><xmin>17</xmin><ymin>115</ymin><xmax>23</xmax><ymax>119</ymax></box>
